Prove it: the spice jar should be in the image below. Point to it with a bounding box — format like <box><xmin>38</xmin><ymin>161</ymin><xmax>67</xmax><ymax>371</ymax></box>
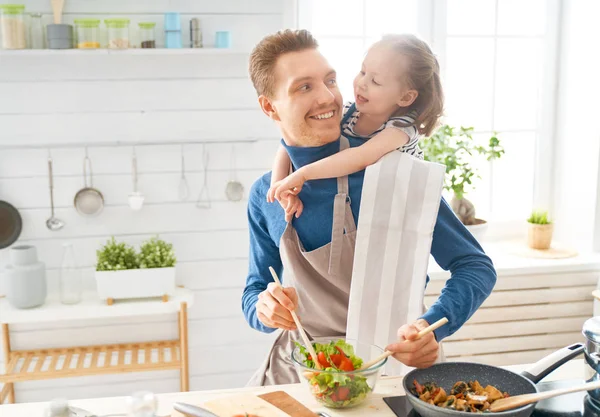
<box><xmin>105</xmin><ymin>18</ymin><xmax>130</xmax><ymax>49</ymax></box>
<box><xmin>0</xmin><ymin>4</ymin><xmax>26</xmax><ymax>49</ymax></box>
<box><xmin>74</xmin><ymin>18</ymin><xmax>100</xmax><ymax>49</ymax></box>
<box><xmin>138</xmin><ymin>22</ymin><xmax>155</xmax><ymax>48</ymax></box>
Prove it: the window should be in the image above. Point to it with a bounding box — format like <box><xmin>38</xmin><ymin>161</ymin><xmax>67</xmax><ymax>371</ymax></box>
<box><xmin>298</xmin><ymin>0</ymin><xmax>560</xmax><ymax>235</ymax></box>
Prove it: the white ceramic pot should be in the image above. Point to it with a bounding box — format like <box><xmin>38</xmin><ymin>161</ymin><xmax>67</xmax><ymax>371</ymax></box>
<box><xmin>5</xmin><ymin>245</ymin><xmax>47</xmax><ymax>309</ymax></box>
<box><xmin>95</xmin><ymin>267</ymin><xmax>175</xmax><ymax>301</ymax></box>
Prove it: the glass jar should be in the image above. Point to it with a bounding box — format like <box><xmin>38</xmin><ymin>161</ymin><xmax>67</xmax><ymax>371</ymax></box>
<box><xmin>59</xmin><ymin>242</ymin><xmax>82</xmax><ymax>305</ymax></box>
<box><xmin>138</xmin><ymin>22</ymin><xmax>155</xmax><ymax>48</ymax></box>
<box><xmin>105</xmin><ymin>18</ymin><xmax>130</xmax><ymax>49</ymax></box>
<box><xmin>74</xmin><ymin>18</ymin><xmax>100</xmax><ymax>49</ymax></box>
<box><xmin>0</xmin><ymin>4</ymin><xmax>26</xmax><ymax>49</ymax></box>
<box><xmin>29</xmin><ymin>13</ymin><xmax>44</xmax><ymax>49</ymax></box>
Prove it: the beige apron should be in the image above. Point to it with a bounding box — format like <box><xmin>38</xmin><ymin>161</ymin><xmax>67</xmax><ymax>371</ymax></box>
<box><xmin>247</xmin><ymin>136</ymin><xmax>356</xmax><ymax>386</ymax></box>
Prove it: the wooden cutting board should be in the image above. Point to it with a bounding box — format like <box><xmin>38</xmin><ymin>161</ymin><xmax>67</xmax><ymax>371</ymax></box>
<box><xmin>258</xmin><ymin>391</ymin><xmax>317</xmax><ymax>417</ymax></box>
<box><xmin>171</xmin><ymin>391</ymin><xmax>317</xmax><ymax>417</ymax></box>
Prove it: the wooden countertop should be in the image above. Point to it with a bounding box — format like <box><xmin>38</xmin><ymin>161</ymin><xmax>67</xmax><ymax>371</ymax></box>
<box><xmin>0</xmin><ymin>359</ymin><xmax>588</xmax><ymax>417</ymax></box>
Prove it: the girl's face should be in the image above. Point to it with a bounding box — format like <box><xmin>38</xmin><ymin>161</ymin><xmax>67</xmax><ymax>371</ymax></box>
<box><xmin>353</xmin><ymin>43</ymin><xmax>417</xmax><ymax>117</ymax></box>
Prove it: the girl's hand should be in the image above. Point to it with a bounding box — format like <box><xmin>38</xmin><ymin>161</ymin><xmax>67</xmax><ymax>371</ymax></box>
<box><xmin>268</xmin><ymin>171</ymin><xmax>307</xmax><ymax>203</ymax></box>
<box><xmin>279</xmin><ymin>193</ymin><xmax>304</xmax><ymax>222</ymax></box>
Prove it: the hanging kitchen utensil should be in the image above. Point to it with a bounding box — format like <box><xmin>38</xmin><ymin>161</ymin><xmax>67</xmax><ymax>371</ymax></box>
<box><xmin>74</xmin><ymin>150</ymin><xmax>104</xmax><ymax>217</ymax></box>
<box><xmin>225</xmin><ymin>144</ymin><xmax>244</xmax><ymax>201</ymax></box>
<box><xmin>0</xmin><ymin>200</ymin><xmax>22</xmax><ymax>249</ymax></box>
<box><xmin>46</xmin><ymin>156</ymin><xmax>64</xmax><ymax>231</ymax></box>
<box><xmin>178</xmin><ymin>144</ymin><xmax>189</xmax><ymax>201</ymax></box>
<box><xmin>196</xmin><ymin>145</ymin><xmax>211</xmax><ymax>209</ymax></box>
<box><xmin>128</xmin><ymin>147</ymin><xmax>145</xmax><ymax>211</ymax></box>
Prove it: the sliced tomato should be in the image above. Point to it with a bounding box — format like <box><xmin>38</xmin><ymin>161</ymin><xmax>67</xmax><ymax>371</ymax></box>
<box><xmin>336</xmin><ymin>386</ymin><xmax>350</xmax><ymax>401</ymax></box>
<box><xmin>317</xmin><ymin>351</ymin><xmax>332</xmax><ymax>368</ymax></box>
<box><xmin>339</xmin><ymin>357</ymin><xmax>354</xmax><ymax>372</ymax></box>
<box><xmin>335</xmin><ymin>346</ymin><xmax>347</xmax><ymax>357</ymax></box>
<box><xmin>329</xmin><ymin>353</ymin><xmax>343</xmax><ymax>367</ymax></box>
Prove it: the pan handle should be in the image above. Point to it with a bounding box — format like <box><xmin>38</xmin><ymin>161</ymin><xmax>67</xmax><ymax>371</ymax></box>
<box><xmin>521</xmin><ymin>343</ymin><xmax>584</xmax><ymax>383</ymax></box>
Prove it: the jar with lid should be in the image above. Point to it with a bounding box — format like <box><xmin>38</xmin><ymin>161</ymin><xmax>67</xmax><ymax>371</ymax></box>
<box><xmin>0</xmin><ymin>4</ymin><xmax>26</xmax><ymax>49</ymax></box>
<box><xmin>74</xmin><ymin>18</ymin><xmax>100</xmax><ymax>49</ymax></box>
<box><xmin>138</xmin><ymin>22</ymin><xmax>155</xmax><ymax>48</ymax></box>
<box><xmin>105</xmin><ymin>18</ymin><xmax>130</xmax><ymax>49</ymax></box>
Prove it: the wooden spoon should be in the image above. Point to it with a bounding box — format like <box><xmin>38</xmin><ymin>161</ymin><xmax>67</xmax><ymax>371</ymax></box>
<box><xmin>490</xmin><ymin>380</ymin><xmax>600</xmax><ymax>412</ymax></box>
<box><xmin>51</xmin><ymin>0</ymin><xmax>64</xmax><ymax>24</ymax></box>
<box><xmin>268</xmin><ymin>266</ymin><xmax>322</xmax><ymax>370</ymax></box>
<box><xmin>357</xmin><ymin>317</ymin><xmax>448</xmax><ymax>370</ymax></box>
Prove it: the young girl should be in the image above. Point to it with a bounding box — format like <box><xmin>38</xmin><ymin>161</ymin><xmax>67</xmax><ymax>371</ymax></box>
<box><xmin>268</xmin><ymin>34</ymin><xmax>444</xmax><ymax>218</ymax></box>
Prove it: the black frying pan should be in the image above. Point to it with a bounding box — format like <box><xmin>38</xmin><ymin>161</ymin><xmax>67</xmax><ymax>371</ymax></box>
<box><xmin>403</xmin><ymin>343</ymin><xmax>584</xmax><ymax>417</ymax></box>
<box><xmin>0</xmin><ymin>200</ymin><xmax>22</xmax><ymax>249</ymax></box>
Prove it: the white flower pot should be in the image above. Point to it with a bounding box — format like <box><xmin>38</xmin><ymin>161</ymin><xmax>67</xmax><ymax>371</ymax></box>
<box><xmin>95</xmin><ymin>267</ymin><xmax>176</xmax><ymax>303</ymax></box>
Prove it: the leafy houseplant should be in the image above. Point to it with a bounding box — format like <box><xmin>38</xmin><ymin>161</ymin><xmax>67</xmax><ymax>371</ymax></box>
<box><xmin>96</xmin><ymin>237</ymin><xmax>139</xmax><ymax>271</ymax></box>
<box><xmin>527</xmin><ymin>210</ymin><xmax>553</xmax><ymax>250</ymax></box>
<box><xmin>95</xmin><ymin>236</ymin><xmax>177</xmax><ymax>304</ymax></box>
<box><xmin>421</xmin><ymin>125</ymin><xmax>505</xmax><ymax>229</ymax></box>
<box><xmin>138</xmin><ymin>237</ymin><xmax>176</xmax><ymax>269</ymax></box>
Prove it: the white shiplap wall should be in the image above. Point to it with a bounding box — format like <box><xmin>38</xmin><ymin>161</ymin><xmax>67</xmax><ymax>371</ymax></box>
<box><xmin>0</xmin><ymin>0</ymin><xmax>292</xmax><ymax>403</ymax></box>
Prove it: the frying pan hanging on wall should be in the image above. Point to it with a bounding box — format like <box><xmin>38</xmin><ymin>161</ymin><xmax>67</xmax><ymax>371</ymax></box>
<box><xmin>0</xmin><ymin>201</ymin><xmax>22</xmax><ymax>249</ymax></box>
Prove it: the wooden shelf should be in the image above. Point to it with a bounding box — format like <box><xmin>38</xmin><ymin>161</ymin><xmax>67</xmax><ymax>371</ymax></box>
<box><xmin>0</xmin><ymin>48</ymin><xmax>246</xmax><ymax>56</ymax></box>
<box><xmin>0</xmin><ymin>300</ymin><xmax>191</xmax><ymax>404</ymax></box>
<box><xmin>0</xmin><ymin>339</ymin><xmax>180</xmax><ymax>384</ymax></box>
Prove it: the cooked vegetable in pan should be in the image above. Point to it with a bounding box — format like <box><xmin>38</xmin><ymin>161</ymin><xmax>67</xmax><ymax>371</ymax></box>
<box><xmin>412</xmin><ymin>379</ymin><xmax>510</xmax><ymax>412</ymax></box>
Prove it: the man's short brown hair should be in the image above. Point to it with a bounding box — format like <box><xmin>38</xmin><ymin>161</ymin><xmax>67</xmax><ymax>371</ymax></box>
<box><xmin>249</xmin><ymin>29</ymin><xmax>319</xmax><ymax>98</ymax></box>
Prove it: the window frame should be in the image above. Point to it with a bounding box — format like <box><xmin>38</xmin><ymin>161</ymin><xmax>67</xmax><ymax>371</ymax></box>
<box><xmin>295</xmin><ymin>0</ymin><xmax>562</xmax><ymax>240</ymax></box>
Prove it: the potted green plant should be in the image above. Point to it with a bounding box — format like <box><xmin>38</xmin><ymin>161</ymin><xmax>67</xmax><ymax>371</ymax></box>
<box><xmin>527</xmin><ymin>209</ymin><xmax>553</xmax><ymax>250</ymax></box>
<box><xmin>94</xmin><ymin>236</ymin><xmax>177</xmax><ymax>304</ymax></box>
<box><xmin>421</xmin><ymin>125</ymin><xmax>504</xmax><ymax>241</ymax></box>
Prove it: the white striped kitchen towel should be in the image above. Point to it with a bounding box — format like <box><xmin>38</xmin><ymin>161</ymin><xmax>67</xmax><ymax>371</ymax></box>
<box><xmin>346</xmin><ymin>151</ymin><xmax>446</xmax><ymax>376</ymax></box>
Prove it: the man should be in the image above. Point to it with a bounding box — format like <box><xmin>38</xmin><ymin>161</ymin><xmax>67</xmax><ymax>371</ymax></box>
<box><xmin>241</xmin><ymin>29</ymin><xmax>496</xmax><ymax>386</ymax></box>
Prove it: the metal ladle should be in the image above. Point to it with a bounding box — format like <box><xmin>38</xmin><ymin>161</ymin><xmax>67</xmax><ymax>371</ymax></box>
<box><xmin>46</xmin><ymin>156</ymin><xmax>64</xmax><ymax>231</ymax></box>
<box><xmin>128</xmin><ymin>147</ymin><xmax>144</xmax><ymax>211</ymax></box>
<box><xmin>178</xmin><ymin>145</ymin><xmax>189</xmax><ymax>201</ymax></box>
<box><xmin>225</xmin><ymin>144</ymin><xmax>244</xmax><ymax>202</ymax></box>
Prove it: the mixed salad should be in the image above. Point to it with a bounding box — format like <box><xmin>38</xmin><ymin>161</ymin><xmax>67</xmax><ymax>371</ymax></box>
<box><xmin>295</xmin><ymin>339</ymin><xmax>372</xmax><ymax>408</ymax></box>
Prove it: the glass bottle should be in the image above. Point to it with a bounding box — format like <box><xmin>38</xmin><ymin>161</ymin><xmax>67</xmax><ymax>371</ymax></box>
<box><xmin>127</xmin><ymin>391</ymin><xmax>158</xmax><ymax>417</ymax></box>
<box><xmin>59</xmin><ymin>243</ymin><xmax>82</xmax><ymax>305</ymax></box>
<box><xmin>29</xmin><ymin>13</ymin><xmax>44</xmax><ymax>49</ymax></box>
<box><xmin>45</xmin><ymin>398</ymin><xmax>70</xmax><ymax>417</ymax></box>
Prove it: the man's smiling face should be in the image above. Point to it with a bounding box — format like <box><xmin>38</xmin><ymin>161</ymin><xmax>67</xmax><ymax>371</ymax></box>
<box><xmin>261</xmin><ymin>48</ymin><xmax>343</xmax><ymax>147</ymax></box>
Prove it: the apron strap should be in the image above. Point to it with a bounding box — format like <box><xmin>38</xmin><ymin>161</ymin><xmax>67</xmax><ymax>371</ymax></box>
<box><xmin>329</xmin><ymin>136</ymin><xmax>354</xmax><ymax>276</ymax></box>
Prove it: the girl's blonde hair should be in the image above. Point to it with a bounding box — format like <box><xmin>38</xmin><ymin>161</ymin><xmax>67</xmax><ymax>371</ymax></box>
<box><xmin>378</xmin><ymin>34</ymin><xmax>444</xmax><ymax>137</ymax></box>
